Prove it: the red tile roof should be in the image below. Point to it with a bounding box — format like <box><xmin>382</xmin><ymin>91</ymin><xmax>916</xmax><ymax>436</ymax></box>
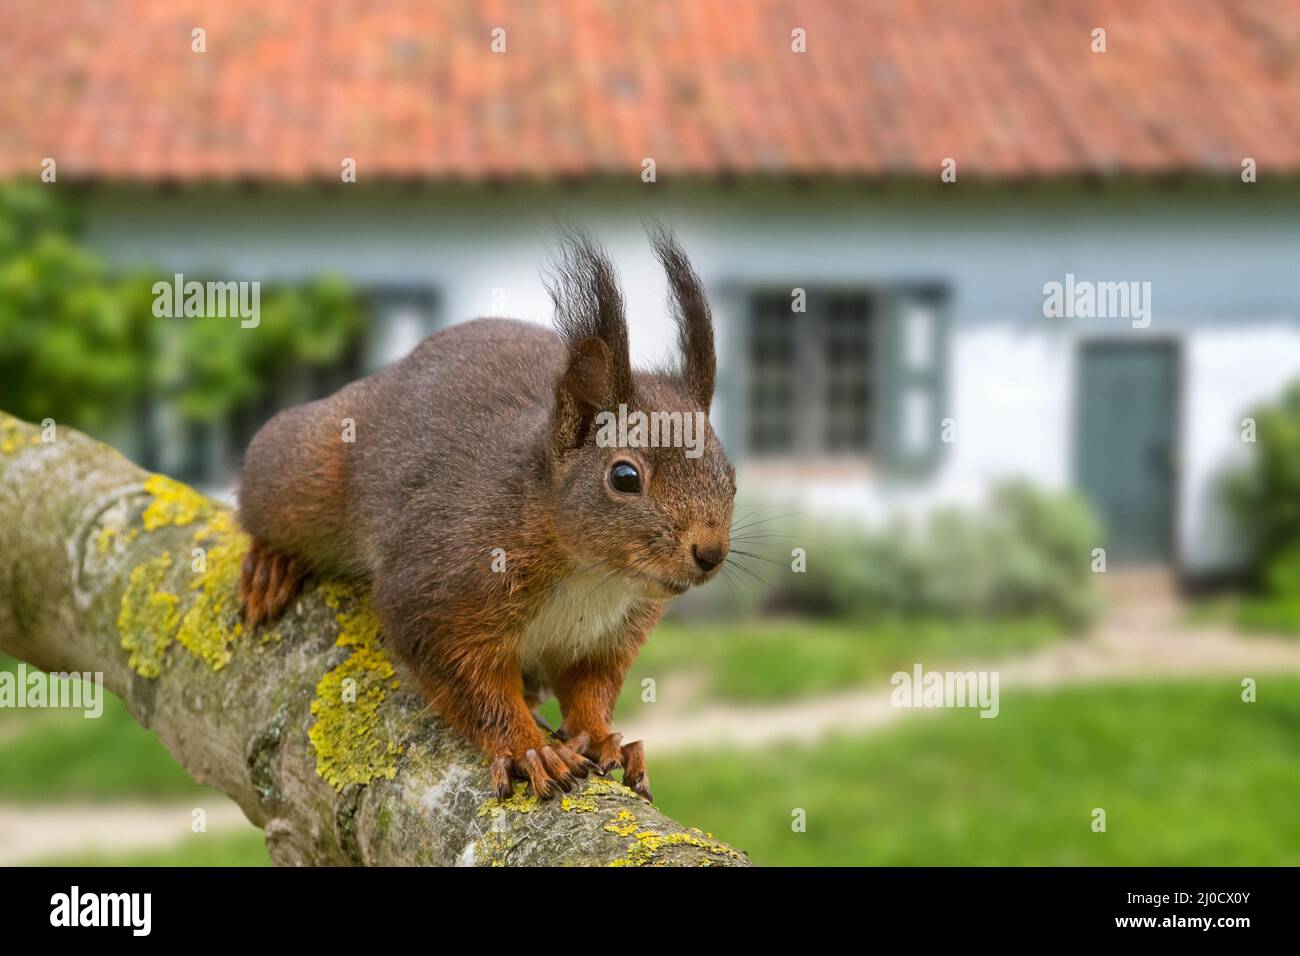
<box><xmin>3</xmin><ymin>0</ymin><xmax>1300</xmax><ymax>182</ymax></box>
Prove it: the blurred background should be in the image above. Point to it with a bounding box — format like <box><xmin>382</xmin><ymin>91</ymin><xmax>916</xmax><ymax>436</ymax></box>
<box><xmin>2</xmin><ymin>0</ymin><xmax>1300</xmax><ymax>865</ymax></box>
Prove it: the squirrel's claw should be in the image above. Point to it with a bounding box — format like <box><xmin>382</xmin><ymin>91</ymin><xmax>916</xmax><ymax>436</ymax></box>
<box><xmin>564</xmin><ymin>731</ymin><xmax>624</xmax><ymax>774</ymax></box>
<box><xmin>238</xmin><ymin>537</ymin><xmax>306</xmax><ymax>629</ymax></box>
<box><xmin>490</xmin><ymin>756</ymin><xmax>514</xmax><ymax>801</ymax></box>
<box><xmin>492</xmin><ymin>743</ymin><xmax>594</xmax><ymax>801</ymax></box>
<box><xmin>619</xmin><ymin>740</ymin><xmax>652</xmax><ymax>803</ymax></box>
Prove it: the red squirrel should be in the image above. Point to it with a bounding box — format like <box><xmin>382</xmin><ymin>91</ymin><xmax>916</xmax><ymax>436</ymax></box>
<box><xmin>236</xmin><ymin>227</ymin><xmax>735</xmax><ymax>801</ymax></box>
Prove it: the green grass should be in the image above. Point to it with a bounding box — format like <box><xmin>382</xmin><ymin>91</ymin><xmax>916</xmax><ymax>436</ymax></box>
<box><xmin>0</xmin><ymin>656</ymin><xmax>206</xmax><ymax>803</ymax></box>
<box><xmin>1184</xmin><ymin>592</ymin><xmax>1300</xmax><ymax>635</ymax></box>
<box><xmin>5</xmin><ymin>616</ymin><xmax>1064</xmax><ymax>803</ymax></box>
<box><xmin>2</xmin><ymin>615</ymin><xmax>1064</xmax><ymax>803</ymax></box>
<box><xmin>649</xmin><ymin>678</ymin><xmax>1300</xmax><ymax>865</ymax></box>
<box><xmin>555</xmin><ymin>615</ymin><xmax>1063</xmax><ymax>725</ymax></box>
<box><xmin>29</xmin><ymin>828</ymin><xmax>270</xmax><ymax>867</ymax></box>
<box><xmin>5</xmin><ymin>643</ymin><xmax>1298</xmax><ymax>865</ymax></box>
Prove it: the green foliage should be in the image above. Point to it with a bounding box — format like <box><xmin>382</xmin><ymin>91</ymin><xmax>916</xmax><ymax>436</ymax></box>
<box><xmin>0</xmin><ymin>186</ymin><xmax>158</xmax><ymax>428</ymax></box>
<box><xmin>742</xmin><ymin>481</ymin><xmax>1102</xmax><ymax>630</ymax></box>
<box><xmin>1223</xmin><ymin>381</ymin><xmax>1300</xmax><ymax>631</ymax></box>
<box><xmin>1227</xmin><ymin>380</ymin><xmax>1300</xmax><ymax>579</ymax></box>
<box><xmin>160</xmin><ymin>273</ymin><xmax>362</xmax><ymax>422</ymax></box>
<box><xmin>0</xmin><ymin>182</ymin><xmax>362</xmax><ymax>432</ymax></box>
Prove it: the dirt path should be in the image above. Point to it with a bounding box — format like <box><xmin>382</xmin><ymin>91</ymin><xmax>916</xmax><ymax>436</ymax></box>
<box><xmin>621</xmin><ymin>600</ymin><xmax>1300</xmax><ymax>754</ymax></box>
<box><xmin>0</xmin><ymin>799</ymin><xmax>250</xmax><ymax>865</ymax></box>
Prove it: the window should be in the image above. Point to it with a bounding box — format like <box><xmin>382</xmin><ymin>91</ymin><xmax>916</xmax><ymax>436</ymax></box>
<box><xmin>749</xmin><ymin>290</ymin><xmax>874</xmax><ymax>456</ymax></box>
<box><xmin>745</xmin><ymin>286</ymin><xmax>947</xmax><ymax>469</ymax></box>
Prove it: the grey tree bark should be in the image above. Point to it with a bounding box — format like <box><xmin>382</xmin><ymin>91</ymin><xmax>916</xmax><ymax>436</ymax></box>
<box><xmin>0</xmin><ymin>413</ymin><xmax>749</xmax><ymax>867</ymax></box>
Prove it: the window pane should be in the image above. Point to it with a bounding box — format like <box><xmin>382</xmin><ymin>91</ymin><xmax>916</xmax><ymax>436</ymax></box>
<box><xmin>822</xmin><ymin>293</ymin><xmax>873</xmax><ymax>452</ymax></box>
<box><xmin>749</xmin><ymin>293</ymin><xmax>797</xmax><ymax>454</ymax></box>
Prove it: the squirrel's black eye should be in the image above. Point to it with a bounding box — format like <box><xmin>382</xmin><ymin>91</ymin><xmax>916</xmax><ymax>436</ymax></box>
<box><xmin>609</xmin><ymin>461</ymin><xmax>642</xmax><ymax>495</ymax></box>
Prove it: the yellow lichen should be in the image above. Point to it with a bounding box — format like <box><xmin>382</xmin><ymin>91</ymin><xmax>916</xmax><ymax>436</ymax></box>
<box><xmin>117</xmin><ymin>479</ymin><xmax>257</xmax><ymax>676</ymax></box>
<box><xmin>141</xmin><ymin>473</ymin><xmax>215</xmax><ymax>531</ymax></box>
<box><xmin>117</xmin><ymin>552</ymin><xmax>181</xmax><ymax>678</ymax></box>
<box><xmin>609</xmin><ymin>827</ymin><xmax>745</xmax><ymax>868</ymax></box>
<box><xmin>95</xmin><ymin>524</ymin><xmax>139</xmax><ymax>555</ymax></box>
<box><xmin>603</xmin><ymin>807</ymin><xmax>639</xmax><ymax>837</ymax></box>
<box><xmin>474</xmin><ymin>826</ymin><xmax>517</xmax><ymax>866</ymax></box>
<box><xmin>478</xmin><ymin>783</ymin><xmax>542</xmax><ymax>817</ymax></box>
<box><xmin>561</xmin><ymin>794</ymin><xmax>598</xmax><ymax>813</ymax></box>
<box><xmin>0</xmin><ymin>416</ymin><xmax>43</xmax><ymax>455</ymax></box>
<box><xmin>308</xmin><ymin>584</ymin><xmax>403</xmax><ymax>790</ymax></box>
<box><xmin>585</xmin><ymin>775</ymin><xmax>638</xmax><ymax>798</ymax></box>
<box><xmin>174</xmin><ymin>511</ymin><xmax>249</xmax><ymax>670</ymax></box>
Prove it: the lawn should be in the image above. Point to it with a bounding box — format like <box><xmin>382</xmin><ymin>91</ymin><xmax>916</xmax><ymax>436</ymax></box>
<box><xmin>542</xmin><ymin>614</ymin><xmax>1064</xmax><ymax>726</ymax></box>
<box><xmin>1185</xmin><ymin>592</ymin><xmax>1300</xmax><ymax>636</ymax></box>
<box><xmin>5</xmin><ymin>649</ymin><xmax>1297</xmax><ymax>866</ymax></box>
<box><xmin>651</xmin><ymin>678</ymin><xmax>1300</xmax><ymax>865</ymax></box>
<box><xmin>0</xmin><ymin>700</ymin><xmax>207</xmax><ymax>803</ymax></box>
<box><xmin>29</xmin><ymin>829</ymin><xmax>271</xmax><ymax>867</ymax></box>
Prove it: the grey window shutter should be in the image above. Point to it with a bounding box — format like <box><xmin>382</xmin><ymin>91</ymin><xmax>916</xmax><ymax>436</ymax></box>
<box><xmin>876</xmin><ymin>287</ymin><xmax>949</xmax><ymax>473</ymax></box>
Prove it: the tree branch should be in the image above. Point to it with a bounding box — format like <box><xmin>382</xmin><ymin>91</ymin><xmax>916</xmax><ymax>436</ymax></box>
<box><xmin>0</xmin><ymin>413</ymin><xmax>749</xmax><ymax>867</ymax></box>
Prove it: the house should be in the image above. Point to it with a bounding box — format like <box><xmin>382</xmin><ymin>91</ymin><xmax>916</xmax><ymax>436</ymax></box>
<box><xmin>4</xmin><ymin>0</ymin><xmax>1300</xmax><ymax>577</ymax></box>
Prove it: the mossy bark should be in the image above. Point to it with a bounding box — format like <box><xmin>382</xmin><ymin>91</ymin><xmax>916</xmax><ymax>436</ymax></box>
<box><xmin>0</xmin><ymin>413</ymin><xmax>750</xmax><ymax>867</ymax></box>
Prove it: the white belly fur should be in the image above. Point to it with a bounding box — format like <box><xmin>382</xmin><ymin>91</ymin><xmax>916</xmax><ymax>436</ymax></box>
<box><xmin>519</xmin><ymin>572</ymin><xmax>638</xmax><ymax>678</ymax></box>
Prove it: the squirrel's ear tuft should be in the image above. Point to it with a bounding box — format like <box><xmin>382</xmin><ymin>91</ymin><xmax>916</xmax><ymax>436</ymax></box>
<box><xmin>648</xmin><ymin>222</ymin><xmax>715</xmax><ymax>411</ymax></box>
<box><xmin>544</xmin><ymin>227</ymin><xmax>633</xmax><ymax>405</ymax></box>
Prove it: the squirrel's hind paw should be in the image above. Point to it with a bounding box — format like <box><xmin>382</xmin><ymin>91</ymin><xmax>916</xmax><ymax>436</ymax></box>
<box><xmin>238</xmin><ymin>538</ymin><xmax>307</xmax><ymax>629</ymax></box>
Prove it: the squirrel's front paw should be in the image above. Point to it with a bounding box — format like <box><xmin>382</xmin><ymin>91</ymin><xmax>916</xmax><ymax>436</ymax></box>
<box><xmin>561</xmin><ymin>731</ymin><xmax>652</xmax><ymax>802</ymax></box>
<box><xmin>562</xmin><ymin>730</ymin><xmax>625</xmax><ymax>774</ymax></box>
<box><xmin>618</xmin><ymin>740</ymin><xmax>652</xmax><ymax>803</ymax></box>
<box><xmin>489</xmin><ymin>744</ymin><xmax>597</xmax><ymax>801</ymax></box>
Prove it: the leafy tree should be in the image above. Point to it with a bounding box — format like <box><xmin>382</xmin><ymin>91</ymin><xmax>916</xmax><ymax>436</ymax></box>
<box><xmin>0</xmin><ymin>183</ymin><xmax>363</xmax><ymax>436</ymax></box>
<box><xmin>0</xmin><ymin>185</ymin><xmax>157</xmax><ymax>428</ymax></box>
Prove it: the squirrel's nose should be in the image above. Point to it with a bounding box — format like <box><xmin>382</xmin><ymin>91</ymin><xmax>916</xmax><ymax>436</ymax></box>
<box><xmin>692</xmin><ymin>543</ymin><xmax>726</xmax><ymax>573</ymax></box>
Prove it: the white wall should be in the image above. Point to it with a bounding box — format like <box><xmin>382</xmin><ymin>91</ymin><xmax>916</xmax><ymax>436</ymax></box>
<box><xmin>82</xmin><ymin>181</ymin><xmax>1300</xmax><ymax>573</ymax></box>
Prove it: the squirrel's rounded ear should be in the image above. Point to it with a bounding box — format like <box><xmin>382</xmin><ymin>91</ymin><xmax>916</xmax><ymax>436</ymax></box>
<box><xmin>552</xmin><ymin>336</ymin><xmax>612</xmax><ymax>453</ymax></box>
<box><xmin>561</xmin><ymin>336</ymin><xmax>613</xmax><ymax>410</ymax></box>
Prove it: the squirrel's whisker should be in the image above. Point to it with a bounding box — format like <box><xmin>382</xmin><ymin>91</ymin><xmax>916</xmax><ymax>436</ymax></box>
<box><xmin>726</xmin><ymin>547</ymin><xmax>784</xmax><ymax>568</ymax></box>
<box><xmin>729</xmin><ymin>504</ymin><xmax>837</xmax><ymax>536</ymax></box>
<box><xmin>724</xmin><ymin>556</ymin><xmax>774</xmax><ymax>591</ymax></box>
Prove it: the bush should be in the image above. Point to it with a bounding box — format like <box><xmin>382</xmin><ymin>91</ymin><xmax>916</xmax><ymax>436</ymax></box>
<box><xmin>737</xmin><ymin>481</ymin><xmax>1101</xmax><ymax>630</ymax></box>
<box><xmin>1226</xmin><ymin>380</ymin><xmax>1300</xmax><ymax>586</ymax></box>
